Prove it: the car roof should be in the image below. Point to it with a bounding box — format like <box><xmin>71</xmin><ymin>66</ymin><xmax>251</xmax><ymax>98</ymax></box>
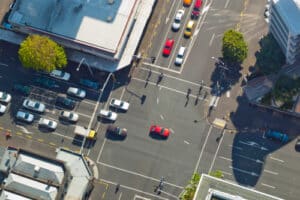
<box><xmin>187</xmin><ymin>20</ymin><xmax>194</xmax><ymax>27</ymax></box>
<box><xmin>178</xmin><ymin>46</ymin><xmax>186</xmax><ymax>54</ymax></box>
<box><xmin>194</xmin><ymin>0</ymin><xmax>202</xmax><ymax>8</ymax></box>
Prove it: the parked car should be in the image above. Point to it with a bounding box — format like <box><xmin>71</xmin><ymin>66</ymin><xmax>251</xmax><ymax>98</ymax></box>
<box><xmin>0</xmin><ymin>104</ymin><xmax>7</xmax><ymax>114</ymax></box>
<box><xmin>110</xmin><ymin>98</ymin><xmax>130</xmax><ymax>111</ymax></box>
<box><xmin>265</xmin><ymin>130</ymin><xmax>289</xmax><ymax>143</ymax></box>
<box><xmin>183</xmin><ymin>0</ymin><xmax>192</xmax><ymax>6</ymax></box>
<box><xmin>16</xmin><ymin>110</ymin><xmax>34</xmax><ymax>123</ymax></box>
<box><xmin>184</xmin><ymin>20</ymin><xmax>195</xmax><ymax>38</ymax></box>
<box><xmin>162</xmin><ymin>39</ymin><xmax>175</xmax><ymax>56</ymax></box>
<box><xmin>67</xmin><ymin>87</ymin><xmax>86</xmax><ymax>98</ymax></box>
<box><xmin>175</xmin><ymin>46</ymin><xmax>186</xmax><ymax>66</ymax></box>
<box><xmin>107</xmin><ymin>125</ymin><xmax>127</xmax><ymax>137</ymax></box>
<box><xmin>50</xmin><ymin>70</ymin><xmax>71</xmax><ymax>81</ymax></box>
<box><xmin>149</xmin><ymin>125</ymin><xmax>170</xmax><ymax>138</ymax></box>
<box><xmin>79</xmin><ymin>79</ymin><xmax>100</xmax><ymax>90</ymax></box>
<box><xmin>295</xmin><ymin>138</ymin><xmax>300</xmax><ymax>151</ymax></box>
<box><xmin>99</xmin><ymin>109</ymin><xmax>118</xmax><ymax>121</ymax></box>
<box><xmin>172</xmin><ymin>9</ymin><xmax>185</xmax><ymax>31</ymax></box>
<box><xmin>34</xmin><ymin>77</ymin><xmax>58</xmax><ymax>88</ymax></box>
<box><xmin>13</xmin><ymin>84</ymin><xmax>31</xmax><ymax>96</ymax></box>
<box><xmin>60</xmin><ymin>111</ymin><xmax>79</xmax><ymax>122</ymax></box>
<box><xmin>191</xmin><ymin>0</ymin><xmax>202</xmax><ymax>19</ymax></box>
<box><xmin>56</xmin><ymin>96</ymin><xmax>76</xmax><ymax>110</ymax></box>
<box><xmin>22</xmin><ymin>99</ymin><xmax>45</xmax><ymax>113</ymax></box>
<box><xmin>0</xmin><ymin>91</ymin><xmax>11</xmax><ymax>103</ymax></box>
<box><xmin>38</xmin><ymin>118</ymin><xmax>57</xmax><ymax>130</ymax></box>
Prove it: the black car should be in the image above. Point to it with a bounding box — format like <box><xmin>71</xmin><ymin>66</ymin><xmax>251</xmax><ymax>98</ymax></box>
<box><xmin>56</xmin><ymin>96</ymin><xmax>76</xmax><ymax>109</ymax></box>
<box><xmin>295</xmin><ymin>138</ymin><xmax>300</xmax><ymax>152</ymax></box>
<box><xmin>107</xmin><ymin>125</ymin><xmax>127</xmax><ymax>137</ymax></box>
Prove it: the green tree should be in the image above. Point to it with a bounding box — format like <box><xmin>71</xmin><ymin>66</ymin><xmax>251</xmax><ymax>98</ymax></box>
<box><xmin>180</xmin><ymin>173</ymin><xmax>201</xmax><ymax>200</ymax></box>
<box><xmin>18</xmin><ymin>35</ymin><xmax>67</xmax><ymax>72</ymax></box>
<box><xmin>209</xmin><ymin>170</ymin><xmax>224</xmax><ymax>179</ymax></box>
<box><xmin>222</xmin><ymin>29</ymin><xmax>248</xmax><ymax>64</ymax></box>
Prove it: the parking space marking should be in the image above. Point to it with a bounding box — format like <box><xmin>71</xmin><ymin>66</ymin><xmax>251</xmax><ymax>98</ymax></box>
<box><xmin>261</xmin><ymin>183</ymin><xmax>276</xmax><ymax>189</ymax></box>
<box><xmin>209</xmin><ymin>129</ymin><xmax>225</xmax><ymax>173</ymax></box>
<box><xmin>0</xmin><ymin>63</ymin><xmax>8</xmax><ymax>67</ymax></box>
<box><xmin>264</xmin><ymin>169</ymin><xmax>278</xmax><ymax>175</ymax></box>
<box><xmin>49</xmin><ymin>142</ymin><xmax>56</xmax><ymax>146</ymax></box>
<box><xmin>77</xmin><ymin>112</ymin><xmax>92</xmax><ymax>119</ymax></box>
<box><xmin>219</xmin><ymin>156</ymin><xmax>232</xmax><ymax>162</ymax></box>
<box><xmin>222</xmin><ymin>171</ymin><xmax>232</xmax><ymax>176</ymax></box>
<box><xmin>81</xmin><ymin>100</ymin><xmax>97</xmax><ymax>106</ymax></box>
<box><xmin>270</xmin><ymin>156</ymin><xmax>284</xmax><ymax>163</ymax></box>
<box><xmin>235</xmin><ymin>153</ymin><xmax>263</xmax><ymax>164</ymax></box>
<box><xmin>229</xmin><ymin>144</ymin><xmax>243</xmax><ymax>151</ymax></box>
<box><xmin>229</xmin><ymin>166</ymin><xmax>259</xmax><ymax>177</ymax></box>
<box><xmin>156</xmin><ymin>97</ymin><xmax>159</xmax><ymax>104</ymax></box>
<box><xmin>100</xmin><ymin>178</ymin><xmax>169</xmax><ymax>200</ymax></box>
<box><xmin>160</xmin><ymin>114</ymin><xmax>164</xmax><ymax>120</ymax></box>
<box><xmin>97</xmin><ymin>161</ymin><xmax>184</xmax><ymax>189</ymax></box>
<box><xmin>134</xmin><ymin>194</ymin><xmax>151</xmax><ymax>200</ymax></box>
<box><xmin>184</xmin><ymin>140</ymin><xmax>190</xmax><ymax>145</ymax></box>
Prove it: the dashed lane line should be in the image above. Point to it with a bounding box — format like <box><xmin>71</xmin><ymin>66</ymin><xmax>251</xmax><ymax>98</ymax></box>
<box><xmin>264</xmin><ymin>169</ymin><xmax>278</xmax><ymax>175</ymax></box>
<box><xmin>261</xmin><ymin>183</ymin><xmax>276</xmax><ymax>189</ymax></box>
<box><xmin>270</xmin><ymin>156</ymin><xmax>284</xmax><ymax>163</ymax></box>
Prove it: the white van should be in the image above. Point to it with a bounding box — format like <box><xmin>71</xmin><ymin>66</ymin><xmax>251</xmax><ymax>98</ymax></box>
<box><xmin>175</xmin><ymin>46</ymin><xmax>186</xmax><ymax>66</ymax></box>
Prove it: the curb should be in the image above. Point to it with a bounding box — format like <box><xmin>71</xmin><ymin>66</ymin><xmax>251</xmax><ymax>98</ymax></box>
<box><xmin>86</xmin><ymin>157</ymin><xmax>99</xmax><ymax>179</ymax></box>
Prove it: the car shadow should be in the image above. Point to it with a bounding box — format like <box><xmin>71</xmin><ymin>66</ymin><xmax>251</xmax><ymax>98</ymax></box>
<box><xmin>149</xmin><ymin>133</ymin><xmax>168</xmax><ymax>140</ymax></box>
<box><xmin>105</xmin><ymin>131</ymin><xmax>127</xmax><ymax>141</ymax></box>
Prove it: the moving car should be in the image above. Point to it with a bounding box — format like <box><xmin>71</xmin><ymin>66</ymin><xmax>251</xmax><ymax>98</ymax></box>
<box><xmin>184</xmin><ymin>20</ymin><xmax>195</xmax><ymax>38</ymax></box>
<box><xmin>16</xmin><ymin>110</ymin><xmax>34</xmax><ymax>123</ymax></box>
<box><xmin>67</xmin><ymin>87</ymin><xmax>86</xmax><ymax>99</ymax></box>
<box><xmin>265</xmin><ymin>130</ymin><xmax>289</xmax><ymax>143</ymax></box>
<box><xmin>183</xmin><ymin>0</ymin><xmax>192</xmax><ymax>6</ymax></box>
<box><xmin>110</xmin><ymin>98</ymin><xmax>130</xmax><ymax>111</ymax></box>
<box><xmin>172</xmin><ymin>9</ymin><xmax>185</xmax><ymax>31</ymax></box>
<box><xmin>0</xmin><ymin>91</ymin><xmax>11</xmax><ymax>103</ymax></box>
<box><xmin>149</xmin><ymin>125</ymin><xmax>170</xmax><ymax>138</ymax></box>
<box><xmin>22</xmin><ymin>99</ymin><xmax>45</xmax><ymax>113</ymax></box>
<box><xmin>0</xmin><ymin>104</ymin><xmax>7</xmax><ymax>114</ymax></box>
<box><xmin>99</xmin><ymin>109</ymin><xmax>118</xmax><ymax>121</ymax></box>
<box><xmin>60</xmin><ymin>111</ymin><xmax>79</xmax><ymax>122</ymax></box>
<box><xmin>79</xmin><ymin>79</ymin><xmax>100</xmax><ymax>90</ymax></box>
<box><xmin>162</xmin><ymin>39</ymin><xmax>175</xmax><ymax>56</ymax></box>
<box><xmin>56</xmin><ymin>96</ymin><xmax>76</xmax><ymax>110</ymax></box>
<box><xmin>107</xmin><ymin>125</ymin><xmax>127</xmax><ymax>137</ymax></box>
<box><xmin>175</xmin><ymin>46</ymin><xmax>186</xmax><ymax>66</ymax></box>
<box><xmin>191</xmin><ymin>0</ymin><xmax>202</xmax><ymax>19</ymax></box>
<box><xmin>38</xmin><ymin>118</ymin><xmax>57</xmax><ymax>130</ymax></box>
<box><xmin>50</xmin><ymin>70</ymin><xmax>71</xmax><ymax>81</ymax></box>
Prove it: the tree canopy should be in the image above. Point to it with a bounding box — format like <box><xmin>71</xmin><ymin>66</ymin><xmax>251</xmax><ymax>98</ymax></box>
<box><xmin>222</xmin><ymin>29</ymin><xmax>248</xmax><ymax>64</ymax></box>
<box><xmin>18</xmin><ymin>35</ymin><xmax>67</xmax><ymax>72</ymax></box>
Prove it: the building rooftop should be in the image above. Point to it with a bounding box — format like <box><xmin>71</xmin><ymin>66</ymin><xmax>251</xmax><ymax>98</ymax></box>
<box><xmin>0</xmin><ymin>190</ymin><xmax>33</xmax><ymax>200</ymax></box>
<box><xmin>194</xmin><ymin>174</ymin><xmax>283</xmax><ymax>200</ymax></box>
<box><xmin>273</xmin><ymin>0</ymin><xmax>300</xmax><ymax>35</ymax></box>
<box><xmin>9</xmin><ymin>0</ymin><xmax>137</xmax><ymax>53</ymax></box>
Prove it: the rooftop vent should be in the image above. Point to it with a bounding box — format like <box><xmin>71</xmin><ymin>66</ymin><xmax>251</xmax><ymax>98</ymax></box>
<box><xmin>108</xmin><ymin>0</ymin><xmax>115</xmax><ymax>4</ymax></box>
<box><xmin>34</xmin><ymin>166</ymin><xmax>40</xmax><ymax>177</ymax></box>
<box><xmin>107</xmin><ymin>16</ymin><xmax>113</xmax><ymax>22</ymax></box>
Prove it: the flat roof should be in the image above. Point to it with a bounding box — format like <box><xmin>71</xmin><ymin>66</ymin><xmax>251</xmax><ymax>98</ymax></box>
<box><xmin>9</xmin><ymin>0</ymin><xmax>137</xmax><ymax>53</ymax></box>
<box><xmin>194</xmin><ymin>174</ymin><xmax>283</xmax><ymax>200</ymax></box>
<box><xmin>0</xmin><ymin>190</ymin><xmax>33</xmax><ymax>200</ymax></box>
<box><xmin>273</xmin><ymin>0</ymin><xmax>300</xmax><ymax>35</ymax></box>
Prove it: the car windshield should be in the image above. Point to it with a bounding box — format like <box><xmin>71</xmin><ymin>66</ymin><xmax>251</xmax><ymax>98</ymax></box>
<box><xmin>160</xmin><ymin>128</ymin><xmax>165</xmax><ymax>135</ymax></box>
<box><xmin>1</xmin><ymin>93</ymin><xmax>7</xmax><ymax>99</ymax></box>
<box><xmin>186</xmin><ymin>27</ymin><xmax>191</xmax><ymax>31</ymax></box>
<box><xmin>177</xmin><ymin>54</ymin><xmax>183</xmax><ymax>58</ymax></box>
<box><xmin>34</xmin><ymin>103</ymin><xmax>40</xmax><ymax>108</ymax></box>
<box><xmin>25</xmin><ymin>113</ymin><xmax>29</xmax><ymax>118</ymax></box>
<box><xmin>48</xmin><ymin>121</ymin><xmax>53</xmax><ymax>126</ymax></box>
<box><xmin>174</xmin><ymin>19</ymin><xmax>180</xmax><ymax>23</ymax></box>
<box><xmin>107</xmin><ymin>112</ymin><xmax>112</xmax><ymax>117</ymax></box>
<box><xmin>69</xmin><ymin>113</ymin><xmax>73</xmax><ymax>118</ymax></box>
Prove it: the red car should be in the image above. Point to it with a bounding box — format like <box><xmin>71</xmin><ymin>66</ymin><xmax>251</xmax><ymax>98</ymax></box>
<box><xmin>162</xmin><ymin>39</ymin><xmax>175</xmax><ymax>56</ymax></box>
<box><xmin>149</xmin><ymin>125</ymin><xmax>170</xmax><ymax>138</ymax></box>
<box><xmin>191</xmin><ymin>0</ymin><xmax>202</xmax><ymax>19</ymax></box>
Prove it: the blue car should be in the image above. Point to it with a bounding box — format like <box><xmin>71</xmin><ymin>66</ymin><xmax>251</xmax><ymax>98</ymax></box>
<box><xmin>265</xmin><ymin>130</ymin><xmax>289</xmax><ymax>143</ymax></box>
<box><xmin>79</xmin><ymin>79</ymin><xmax>100</xmax><ymax>90</ymax></box>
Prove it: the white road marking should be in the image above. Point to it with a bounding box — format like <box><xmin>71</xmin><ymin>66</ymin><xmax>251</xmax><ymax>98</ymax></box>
<box><xmin>209</xmin><ymin>96</ymin><xmax>217</xmax><ymax>107</ymax></box>
<box><xmin>96</xmin><ymin>138</ymin><xmax>107</xmax><ymax>163</ymax></box>
<box><xmin>134</xmin><ymin>194</ymin><xmax>151</xmax><ymax>200</ymax></box>
<box><xmin>100</xmin><ymin>178</ymin><xmax>169</xmax><ymax>200</ymax></box>
<box><xmin>81</xmin><ymin>100</ymin><xmax>97</xmax><ymax>106</ymax></box>
<box><xmin>165</xmin><ymin>0</ymin><xmax>177</xmax><ymax>24</ymax></box>
<box><xmin>226</xmin><ymin>91</ymin><xmax>230</xmax><ymax>98</ymax></box>
<box><xmin>238</xmin><ymin>141</ymin><xmax>269</xmax><ymax>151</ymax></box>
<box><xmin>120</xmin><ymin>87</ymin><xmax>126</xmax><ymax>100</ymax></box>
<box><xmin>194</xmin><ymin>125</ymin><xmax>213</xmax><ymax>173</ymax></box>
<box><xmin>184</xmin><ymin>140</ymin><xmax>190</xmax><ymax>145</ymax></box>
<box><xmin>118</xmin><ymin>192</ymin><xmax>122</xmax><ymax>200</ymax></box>
<box><xmin>270</xmin><ymin>156</ymin><xmax>284</xmax><ymax>163</ymax></box>
<box><xmin>219</xmin><ymin>156</ymin><xmax>232</xmax><ymax>162</ymax></box>
<box><xmin>209</xmin><ymin>33</ymin><xmax>215</xmax><ymax>46</ymax></box>
<box><xmin>222</xmin><ymin>171</ymin><xmax>232</xmax><ymax>176</ymax></box>
<box><xmin>229</xmin><ymin>166</ymin><xmax>259</xmax><ymax>177</ymax></box>
<box><xmin>97</xmin><ymin>161</ymin><xmax>184</xmax><ymax>189</ymax></box>
<box><xmin>261</xmin><ymin>183</ymin><xmax>276</xmax><ymax>189</ymax></box>
<box><xmin>264</xmin><ymin>169</ymin><xmax>278</xmax><ymax>175</ymax></box>
<box><xmin>224</xmin><ymin>0</ymin><xmax>231</xmax><ymax>8</ymax></box>
<box><xmin>160</xmin><ymin>114</ymin><xmax>164</xmax><ymax>120</ymax></box>
<box><xmin>143</xmin><ymin>62</ymin><xmax>181</xmax><ymax>74</ymax></box>
<box><xmin>77</xmin><ymin>112</ymin><xmax>93</xmax><ymax>119</ymax></box>
<box><xmin>209</xmin><ymin>129</ymin><xmax>225</xmax><ymax>173</ymax></box>
<box><xmin>169</xmin><ymin>128</ymin><xmax>174</xmax><ymax>134</ymax></box>
<box><xmin>229</xmin><ymin>145</ymin><xmax>243</xmax><ymax>150</ymax></box>
<box><xmin>157</xmin><ymin>97</ymin><xmax>159</xmax><ymax>104</ymax></box>
<box><xmin>51</xmin><ymin>131</ymin><xmax>74</xmax><ymax>140</ymax></box>
<box><xmin>0</xmin><ymin>63</ymin><xmax>8</xmax><ymax>67</ymax></box>
<box><xmin>158</xmin><ymin>189</ymin><xmax>181</xmax><ymax>199</ymax></box>
<box><xmin>16</xmin><ymin>125</ymin><xmax>32</xmax><ymax>134</ymax></box>
<box><xmin>213</xmin><ymin>96</ymin><xmax>220</xmax><ymax>107</ymax></box>
<box><xmin>235</xmin><ymin>153</ymin><xmax>264</xmax><ymax>164</ymax></box>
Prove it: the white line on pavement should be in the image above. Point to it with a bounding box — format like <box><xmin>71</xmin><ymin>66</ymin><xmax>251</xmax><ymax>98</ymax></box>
<box><xmin>100</xmin><ymin>178</ymin><xmax>169</xmax><ymax>200</ymax></box>
<box><xmin>209</xmin><ymin>129</ymin><xmax>225</xmax><ymax>173</ymax></box>
<box><xmin>97</xmin><ymin>161</ymin><xmax>184</xmax><ymax>189</ymax></box>
<box><xmin>0</xmin><ymin>63</ymin><xmax>8</xmax><ymax>67</ymax></box>
<box><xmin>235</xmin><ymin>153</ymin><xmax>264</xmax><ymax>164</ymax></box>
<box><xmin>194</xmin><ymin>125</ymin><xmax>213</xmax><ymax>173</ymax></box>
<box><xmin>169</xmin><ymin>128</ymin><xmax>174</xmax><ymax>134</ymax></box>
<box><xmin>229</xmin><ymin>166</ymin><xmax>259</xmax><ymax>177</ymax></box>
<box><xmin>261</xmin><ymin>183</ymin><xmax>276</xmax><ymax>189</ymax></box>
<box><xmin>264</xmin><ymin>169</ymin><xmax>278</xmax><ymax>175</ymax></box>
<box><xmin>81</xmin><ymin>100</ymin><xmax>97</xmax><ymax>106</ymax></box>
<box><xmin>229</xmin><ymin>145</ymin><xmax>243</xmax><ymax>150</ymax></box>
<box><xmin>118</xmin><ymin>192</ymin><xmax>122</xmax><ymax>200</ymax></box>
<box><xmin>222</xmin><ymin>171</ymin><xmax>232</xmax><ymax>176</ymax></box>
<box><xmin>226</xmin><ymin>91</ymin><xmax>230</xmax><ymax>98</ymax></box>
<box><xmin>120</xmin><ymin>87</ymin><xmax>126</xmax><ymax>100</ymax></box>
<box><xmin>143</xmin><ymin>62</ymin><xmax>181</xmax><ymax>74</ymax></box>
<box><xmin>219</xmin><ymin>156</ymin><xmax>232</xmax><ymax>162</ymax></box>
<box><xmin>51</xmin><ymin>131</ymin><xmax>73</xmax><ymax>140</ymax></box>
<box><xmin>165</xmin><ymin>0</ymin><xmax>176</xmax><ymax>24</ymax></box>
<box><xmin>96</xmin><ymin>138</ymin><xmax>107</xmax><ymax>163</ymax></box>
<box><xmin>134</xmin><ymin>194</ymin><xmax>151</xmax><ymax>200</ymax></box>
<box><xmin>270</xmin><ymin>156</ymin><xmax>284</xmax><ymax>163</ymax></box>
<box><xmin>224</xmin><ymin>0</ymin><xmax>230</xmax><ymax>8</ymax></box>
<box><xmin>16</xmin><ymin>125</ymin><xmax>32</xmax><ymax>134</ymax></box>
<box><xmin>160</xmin><ymin>114</ymin><xmax>164</xmax><ymax>120</ymax></box>
<box><xmin>77</xmin><ymin>112</ymin><xmax>93</xmax><ymax>119</ymax></box>
<box><xmin>209</xmin><ymin>33</ymin><xmax>215</xmax><ymax>46</ymax></box>
<box><xmin>156</xmin><ymin>97</ymin><xmax>159</xmax><ymax>104</ymax></box>
<box><xmin>159</xmin><ymin>189</ymin><xmax>181</xmax><ymax>199</ymax></box>
<box><xmin>184</xmin><ymin>140</ymin><xmax>190</xmax><ymax>145</ymax></box>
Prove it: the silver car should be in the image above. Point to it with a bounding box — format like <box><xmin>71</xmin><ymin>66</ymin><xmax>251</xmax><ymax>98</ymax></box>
<box><xmin>38</xmin><ymin>118</ymin><xmax>57</xmax><ymax>130</ymax></box>
<box><xmin>60</xmin><ymin>111</ymin><xmax>79</xmax><ymax>122</ymax></box>
<box><xmin>50</xmin><ymin>70</ymin><xmax>71</xmax><ymax>81</ymax></box>
<box><xmin>0</xmin><ymin>104</ymin><xmax>7</xmax><ymax>114</ymax></box>
<box><xmin>16</xmin><ymin>110</ymin><xmax>34</xmax><ymax>123</ymax></box>
<box><xmin>99</xmin><ymin>109</ymin><xmax>118</xmax><ymax>121</ymax></box>
<box><xmin>67</xmin><ymin>87</ymin><xmax>86</xmax><ymax>98</ymax></box>
<box><xmin>22</xmin><ymin>99</ymin><xmax>45</xmax><ymax>113</ymax></box>
<box><xmin>110</xmin><ymin>99</ymin><xmax>130</xmax><ymax>111</ymax></box>
<box><xmin>172</xmin><ymin>9</ymin><xmax>185</xmax><ymax>31</ymax></box>
<box><xmin>0</xmin><ymin>91</ymin><xmax>11</xmax><ymax>103</ymax></box>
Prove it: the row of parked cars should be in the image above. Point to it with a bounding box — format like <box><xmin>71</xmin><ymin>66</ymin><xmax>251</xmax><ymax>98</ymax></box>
<box><xmin>0</xmin><ymin>91</ymin><xmax>12</xmax><ymax>114</ymax></box>
<box><xmin>162</xmin><ymin>0</ymin><xmax>203</xmax><ymax>66</ymax></box>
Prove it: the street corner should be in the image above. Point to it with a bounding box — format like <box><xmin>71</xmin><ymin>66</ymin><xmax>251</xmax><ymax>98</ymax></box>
<box><xmin>90</xmin><ymin>179</ymin><xmax>109</xmax><ymax>200</ymax></box>
<box><xmin>85</xmin><ymin>156</ymin><xmax>99</xmax><ymax>179</ymax></box>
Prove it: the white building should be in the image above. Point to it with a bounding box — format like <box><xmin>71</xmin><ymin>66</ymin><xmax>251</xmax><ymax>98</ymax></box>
<box><xmin>269</xmin><ymin>0</ymin><xmax>300</xmax><ymax>64</ymax></box>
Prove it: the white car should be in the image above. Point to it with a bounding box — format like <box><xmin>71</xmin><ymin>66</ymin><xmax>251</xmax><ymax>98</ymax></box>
<box><xmin>99</xmin><ymin>109</ymin><xmax>118</xmax><ymax>121</ymax></box>
<box><xmin>67</xmin><ymin>87</ymin><xmax>86</xmax><ymax>98</ymax></box>
<box><xmin>0</xmin><ymin>91</ymin><xmax>11</xmax><ymax>103</ymax></box>
<box><xmin>60</xmin><ymin>111</ymin><xmax>79</xmax><ymax>122</ymax></box>
<box><xmin>22</xmin><ymin>99</ymin><xmax>45</xmax><ymax>113</ymax></box>
<box><xmin>38</xmin><ymin>118</ymin><xmax>57</xmax><ymax>130</ymax></box>
<box><xmin>16</xmin><ymin>110</ymin><xmax>34</xmax><ymax>123</ymax></box>
<box><xmin>172</xmin><ymin>9</ymin><xmax>185</xmax><ymax>31</ymax></box>
<box><xmin>110</xmin><ymin>99</ymin><xmax>130</xmax><ymax>111</ymax></box>
<box><xmin>175</xmin><ymin>46</ymin><xmax>186</xmax><ymax>66</ymax></box>
<box><xmin>0</xmin><ymin>104</ymin><xmax>7</xmax><ymax>114</ymax></box>
<box><xmin>50</xmin><ymin>70</ymin><xmax>71</xmax><ymax>81</ymax></box>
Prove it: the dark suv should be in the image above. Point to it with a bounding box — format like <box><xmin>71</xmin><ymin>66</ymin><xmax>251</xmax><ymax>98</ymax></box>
<box><xmin>56</xmin><ymin>96</ymin><xmax>76</xmax><ymax>110</ymax></box>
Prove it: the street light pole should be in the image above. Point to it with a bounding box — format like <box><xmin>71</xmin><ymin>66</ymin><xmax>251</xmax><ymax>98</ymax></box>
<box><xmin>76</xmin><ymin>58</ymin><xmax>94</xmax><ymax>76</ymax></box>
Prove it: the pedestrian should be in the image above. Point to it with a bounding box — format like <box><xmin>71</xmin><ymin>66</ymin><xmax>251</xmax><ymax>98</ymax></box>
<box><xmin>157</xmin><ymin>73</ymin><xmax>164</xmax><ymax>85</ymax></box>
<box><xmin>115</xmin><ymin>183</ymin><xmax>120</xmax><ymax>193</ymax></box>
<box><xmin>186</xmin><ymin>88</ymin><xmax>191</xmax><ymax>98</ymax></box>
<box><xmin>147</xmin><ymin>69</ymin><xmax>152</xmax><ymax>79</ymax></box>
